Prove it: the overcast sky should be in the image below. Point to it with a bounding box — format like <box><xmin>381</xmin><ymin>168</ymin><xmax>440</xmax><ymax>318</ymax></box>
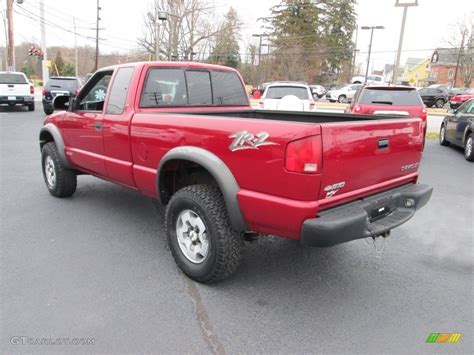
<box><xmin>4</xmin><ymin>0</ymin><xmax>474</xmax><ymax>72</ymax></box>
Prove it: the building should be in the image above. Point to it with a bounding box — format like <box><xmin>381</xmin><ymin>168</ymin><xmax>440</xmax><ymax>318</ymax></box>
<box><xmin>401</xmin><ymin>58</ymin><xmax>431</xmax><ymax>87</ymax></box>
<box><xmin>428</xmin><ymin>48</ymin><xmax>473</xmax><ymax>88</ymax></box>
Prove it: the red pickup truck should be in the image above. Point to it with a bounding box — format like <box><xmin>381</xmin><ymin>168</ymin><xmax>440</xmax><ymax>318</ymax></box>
<box><xmin>39</xmin><ymin>62</ymin><xmax>432</xmax><ymax>283</ymax></box>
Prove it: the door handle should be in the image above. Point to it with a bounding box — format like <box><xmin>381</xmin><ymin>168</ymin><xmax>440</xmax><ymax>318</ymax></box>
<box><xmin>95</xmin><ymin>121</ymin><xmax>102</xmax><ymax>131</ymax></box>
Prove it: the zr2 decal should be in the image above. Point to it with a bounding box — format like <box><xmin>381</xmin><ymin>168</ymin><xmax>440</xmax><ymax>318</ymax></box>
<box><xmin>228</xmin><ymin>131</ymin><xmax>278</xmax><ymax>152</ymax></box>
<box><xmin>324</xmin><ymin>182</ymin><xmax>346</xmax><ymax>198</ymax></box>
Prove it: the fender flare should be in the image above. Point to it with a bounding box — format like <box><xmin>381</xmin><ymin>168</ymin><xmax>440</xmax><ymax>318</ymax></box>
<box><xmin>39</xmin><ymin>123</ymin><xmax>72</xmax><ymax>169</ymax></box>
<box><xmin>157</xmin><ymin>146</ymin><xmax>248</xmax><ymax>232</ymax></box>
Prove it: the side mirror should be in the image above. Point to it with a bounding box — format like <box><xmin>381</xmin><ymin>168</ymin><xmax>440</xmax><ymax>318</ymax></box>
<box><xmin>52</xmin><ymin>95</ymin><xmax>70</xmax><ymax>111</ymax></box>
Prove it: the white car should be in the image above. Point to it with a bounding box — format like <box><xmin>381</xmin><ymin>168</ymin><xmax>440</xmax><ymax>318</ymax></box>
<box><xmin>0</xmin><ymin>71</ymin><xmax>35</xmax><ymax>111</ymax></box>
<box><xmin>351</xmin><ymin>75</ymin><xmax>385</xmax><ymax>85</ymax></box>
<box><xmin>326</xmin><ymin>84</ymin><xmax>362</xmax><ymax>103</ymax></box>
<box><xmin>260</xmin><ymin>82</ymin><xmax>315</xmax><ymax>111</ymax></box>
<box><xmin>309</xmin><ymin>84</ymin><xmax>326</xmax><ymax>98</ymax></box>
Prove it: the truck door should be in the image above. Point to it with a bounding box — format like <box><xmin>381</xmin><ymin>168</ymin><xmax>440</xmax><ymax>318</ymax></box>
<box><xmin>102</xmin><ymin>66</ymin><xmax>136</xmax><ymax>187</ymax></box>
<box><xmin>60</xmin><ymin>70</ymin><xmax>113</xmax><ymax>176</ymax></box>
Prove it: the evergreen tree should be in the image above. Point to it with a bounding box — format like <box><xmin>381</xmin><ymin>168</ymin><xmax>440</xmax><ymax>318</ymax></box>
<box><xmin>209</xmin><ymin>8</ymin><xmax>241</xmax><ymax>68</ymax></box>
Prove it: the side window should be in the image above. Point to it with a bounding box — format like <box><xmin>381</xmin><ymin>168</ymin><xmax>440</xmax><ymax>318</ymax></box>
<box><xmin>186</xmin><ymin>71</ymin><xmax>212</xmax><ymax>105</ymax></box>
<box><xmin>77</xmin><ymin>71</ymin><xmax>113</xmax><ymax>111</ymax></box>
<box><xmin>105</xmin><ymin>67</ymin><xmax>134</xmax><ymax>114</ymax></box>
<box><xmin>140</xmin><ymin>68</ymin><xmax>187</xmax><ymax>107</ymax></box>
<box><xmin>211</xmin><ymin>71</ymin><xmax>247</xmax><ymax>106</ymax></box>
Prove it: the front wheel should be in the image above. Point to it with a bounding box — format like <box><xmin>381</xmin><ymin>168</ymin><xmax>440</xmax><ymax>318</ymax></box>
<box><xmin>439</xmin><ymin>125</ymin><xmax>450</xmax><ymax>146</ymax></box>
<box><xmin>165</xmin><ymin>185</ymin><xmax>243</xmax><ymax>283</ymax></box>
<box><xmin>464</xmin><ymin>133</ymin><xmax>474</xmax><ymax>162</ymax></box>
<box><xmin>338</xmin><ymin>95</ymin><xmax>346</xmax><ymax>103</ymax></box>
<box><xmin>41</xmin><ymin>142</ymin><xmax>77</xmax><ymax>197</ymax></box>
<box><xmin>44</xmin><ymin>107</ymin><xmax>54</xmax><ymax>115</ymax></box>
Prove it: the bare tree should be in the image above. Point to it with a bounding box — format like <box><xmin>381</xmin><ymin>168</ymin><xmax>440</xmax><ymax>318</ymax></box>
<box><xmin>138</xmin><ymin>0</ymin><xmax>220</xmax><ymax>61</ymax></box>
<box><xmin>444</xmin><ymin>14</ymin><xmax>474</xmax><ymax>87</ymax></box>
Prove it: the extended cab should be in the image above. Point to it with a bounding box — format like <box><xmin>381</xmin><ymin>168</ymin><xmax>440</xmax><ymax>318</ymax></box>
<box><xmin>39</xmin><ymin>62</ymin><xmax>432</xmax><ymax>283</ymax></box>
<box><xmin>0</xmin><ymin>71</ymin><xmax>35</xmax><ymax>111</ymax></box>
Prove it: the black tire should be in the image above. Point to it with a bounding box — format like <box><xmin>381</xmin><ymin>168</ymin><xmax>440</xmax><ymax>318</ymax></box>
<box><xmin>439</xmin><ymin>124</ymin><xmax>450</xmax><ymax>146</ymax></box>
<box><xmin>44</xmin><ymin>107</ymin><xmax>54</xmax><ymax>115</ymax></box>
<box><xmin>338</xmin><ymin>95</ymin><xmax>346</xmax><ymax>103</ymax></box>
<box><xmin>165</xmin><ymin>184</ymin><xmax>243</xmax><ymax>283</ymax></box>
<box><xmin>435</xmin><ymin>98</ymin><xmax>445</xmax><ymax>108</ymax></box>
<box><xmin>27</xmin><ymin>102</ymin><xmax>35</xmax><ymax>111</ymax></box>
<box><xmin>41</xmin><ymin>142</ymin><xmax>77</xmax><ymax>197</ymax></box>
<box><xmin>464</xmin><ymin>133</ymin><xmax>474</xmax><ymax>162</ymax></box>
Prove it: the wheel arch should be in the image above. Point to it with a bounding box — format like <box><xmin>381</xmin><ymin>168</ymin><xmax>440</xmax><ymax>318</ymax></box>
<box><xmin>157</xmin><ymin>146</ymin><xmax>248</xmax><ymax>232</ymax></box>
<box><xmin>39</xmin><ymin>123</ymin><xmax>71</xmax><ymax>169</ymax></box>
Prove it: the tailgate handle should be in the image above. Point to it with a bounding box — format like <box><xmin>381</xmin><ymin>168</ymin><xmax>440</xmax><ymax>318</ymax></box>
<box><xmin>7</xmin><ymin>84</ymin><xmax>14</xmax><ymax>88</ymax></box>
<box><xmin>378</xmin><ymin>138</ymin><xmax>389</xmax><ymax>149</ymax></box>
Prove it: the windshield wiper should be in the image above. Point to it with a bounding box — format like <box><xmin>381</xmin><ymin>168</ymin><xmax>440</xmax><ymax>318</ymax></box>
<box><xmin>371</xmin><ymin>101</ymin><xmax>393</xmax><ymax>105</ymax></box>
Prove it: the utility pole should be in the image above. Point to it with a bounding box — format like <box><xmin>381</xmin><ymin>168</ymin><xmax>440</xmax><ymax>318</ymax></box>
<box><xmin>350</xmin><ymin>26</ymin><xmax>359</xmax><ymax>78</ymax></box>
<box><xmin>252</xmin><ymin>33</ymin><xmax>269</xmax><ymax>84</ymax></box>
<box><xmin>6</xmin><ymin>0</ymin><xmax>14</xmax><ymax>71</ymax></box>
<box><xmin>73</xmin><ymin>17</ymin><xmax>78</xmax><ymax>76</ymax></box>
<box><xmin>452</xmin><ymin>31</ymin><xmax>466</xmax><ymax>88</ymax></box>
<box><xmin>40</xmin><ymin>0</ymin><xmax>48</xmax><ymax>84</ymax></box>
<box><xmin>392</xmin><ymin>0</ymin><xmax>418</xmax><ymax>85</ymax></box>
<box><xmin>361</xmin><ymin>26</ymin><xmax>384</xmax><ymax>84</ymax></box>
<box><xmin>94</xmin><ymin>0</ymin><xmax>101</xmax><ymax>72</ymax></box>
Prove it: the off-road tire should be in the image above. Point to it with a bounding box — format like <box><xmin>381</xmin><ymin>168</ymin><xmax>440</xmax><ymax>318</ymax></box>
<box><xmin>439</xmin><ymin>124</ymin><xmax>450</xmax><ymax>146</ymax></box>
<box><xmin>464</xmin><ymin>133</ymin><xmax>474</xmax><ymax>162</ymax></box>
<box><xmin>41</xmin><ymin>142</ymin><xmax>77</xmax><ymax>197</ymax></box>
<box><xmin>165</xmin><ymin>184</ymin><xmax>243</xmax><ymax>283</ymax></box>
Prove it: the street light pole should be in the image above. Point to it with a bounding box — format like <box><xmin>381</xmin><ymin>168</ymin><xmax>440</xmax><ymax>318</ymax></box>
<box><xmin>361</xmin><ymin>25</ymin><xmax>384</xmax><ymax>84</ymax></box>
<box><xmin>252</xmin><ymin>33</ymin><xmax>269</xmax><ymax>84</ymax></box>
<box><xmin>392</xmin><ymin>0</ymin><xmax>418</xmax><ymax>85</ymax></box>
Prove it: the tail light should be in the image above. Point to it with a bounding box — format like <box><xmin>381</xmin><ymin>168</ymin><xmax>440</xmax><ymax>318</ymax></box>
<box><xmin>353</xmin><ymin>104</ymin><xmax>361</xmax><ymax>113</ymax></box>
<box><xmin>259</xmin><ymin>101</ymin><xmax>264</xmax><ymax>109</ymax></box>
<box><xmin>30</xmin><ymin>85</ymin><xmax>34</xmax><ymax>94</ymax></box>
<box><xmin>285</xmin><ymin>135</ymin><xmax>322</xmax><ymax>174</ymax></box>
<box><xmin>309</xmin><ymin>100</ymin><xmax>315</xmax><ymax>110</ymax></box>
<box><xmin>420</xmin><ymin>108</ymin><xmax>427</xmax><ymax>122</ymax></box>
<box><xmin>42</xmin><ymin>89</ymin><xmax>46</xmax><ymax>96</ymax></box>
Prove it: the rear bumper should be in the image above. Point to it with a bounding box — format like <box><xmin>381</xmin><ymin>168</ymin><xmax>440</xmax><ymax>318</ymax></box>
<box><xmin>449</xmin><ymin>101</ymin><xmax>462</xmax><ymax>109</ymax></box>
<box><xmin>301</xmin><ymin>183</ymin><xmax>433</xmax><ymax>247</ymax></box>
<box><xmin>0</xmin><ymin>95</ymin><xmax>34</xmax><ymax>104</ymax></box>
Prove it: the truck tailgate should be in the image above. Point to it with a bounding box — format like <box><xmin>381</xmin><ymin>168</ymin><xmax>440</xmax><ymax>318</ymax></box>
<box><xmin>0</xmin><ymin>83</ymin><xmax>30</xmax><ymax>96</ymax></box>
<box><xmin>319</xmin><ymin>118</ymin><xmax>423</xmax><ymax>200</ymax></box>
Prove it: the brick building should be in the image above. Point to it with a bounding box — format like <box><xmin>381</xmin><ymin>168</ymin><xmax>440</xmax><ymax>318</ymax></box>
<box><xmin>429</xmin><ymin>48</ymin><xmax>473</xmax><ymax>88</ymax></box>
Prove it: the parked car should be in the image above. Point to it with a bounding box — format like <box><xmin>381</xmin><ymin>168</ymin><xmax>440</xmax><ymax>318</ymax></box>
<box><xmin>439</xmin><ymin>99</ymin><xmax>474</xmax><ymax>161</ymax></box>
<box><xmin>42</xmin><ymin>76</ymin><xmax>82</xmax><ymax>115</ymax></box>
<box><xmin>39</xmin><ymin>61</ymin><xmax>432</xmax><ymax>283</ymax></box>
<box><xmin>448</xmin><ymin>87</ymin><xmax>469</xmax><ymax>99</ymax></box>
<box><xmin>309</xmin><ymin>84</ymin><xmax>326</xmax><ymax>99</ymax></box>
<box><xmin>418</xmin><ymin>87</ymin><xmax>449</xmax><ymax>108</ymax></box>
<box><xmin>346</xmin><ymin>85</ymin><xmax>427</xmax><ymax>135</ymax></box>
<box><xmin>449</xmin><ymin>88</ymin><xmax>474</xmax><ymax>109</ymax></box>
<box><xmin>326</xmin><ymin>84</ymin><xmax>361</xmax><ymax>103</ymax></box>
<box><xmin>351</xmin><ymin>75</ymin><xmax>385</xmax><ymax>85</ymax></box>
<box><xmin>0</xmin><ymin>71</ymin><xmax>35</xmax><ymax>111</ymax></box>
<box><xmin>260</xmin><ymin>82</ymin><xmax>315</xmax><ymax>111</ymax></box>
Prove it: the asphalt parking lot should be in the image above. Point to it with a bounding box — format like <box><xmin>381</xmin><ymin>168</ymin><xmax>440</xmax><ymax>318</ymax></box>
<box><xmin>1</xmin><ymin>105</ymin><xmax>472</xmax><ymax>353</ymax></box>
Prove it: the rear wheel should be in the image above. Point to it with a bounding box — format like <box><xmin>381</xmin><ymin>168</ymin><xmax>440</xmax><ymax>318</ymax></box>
<box><xmin>165</xmin><ymin>184</ymin><xmax>243</xmax><ymax>283</ymax></box>
<box><xmin>435</xmin><ymin>98</ymin><xmax>445</xmax><ymax>108</ymax></box>
<box><xmin>338</xmin><ymin>95</ymin><xmax>346</xmax><ymax>103</ymax></box>
<box><xmin>464</xmin><ymin>133</ymin><xmax>474</xmax><ymax>162</ymax></box>
<box><xmin>439</xmin><ymin>125</ymin><xmax>450</xmax><ymax>146</ymax></box>
<box><xmin>27</xmin><ymin>102</ymin><xmax>35</xmax><ymax>111</ymax></box>
<box><xmin>41</xmin><ymin>142</ymin><xmax>77</xmax><ymax>197</ymax></box>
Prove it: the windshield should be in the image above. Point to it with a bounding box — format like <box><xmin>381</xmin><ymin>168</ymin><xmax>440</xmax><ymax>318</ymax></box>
<box><xmin>358</xmin><ymin>88</ymin><xmax>422</xmax><ymax>106</ymax></box>
<box><xmin>0</xmin><ymin>73</ymin><xmax>28</xmax><ymax>84</ymax></box>
<box><xmin>46</xmin><ymin>78</ymin><xmax>80</xmax><ymax>91</ymax></box>
<box><xmin>265</xmin><ymin>86</ymin><xmax>310</xmax><ymax>100</ymax></box>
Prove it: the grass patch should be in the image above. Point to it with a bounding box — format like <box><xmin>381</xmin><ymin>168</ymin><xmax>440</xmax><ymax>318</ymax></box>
<box><xmin>425</xmin><ymin>132</ymin><xmax>439</xmax><ymax>141</ymax></box>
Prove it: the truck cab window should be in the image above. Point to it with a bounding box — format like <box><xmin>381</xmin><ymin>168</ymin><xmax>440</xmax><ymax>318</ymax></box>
<box><xmin>186</xmin><ymin>71</ymin><xmax>212</xmax><ymax>105</ymax></box>
<box><xmin>77</xmin><ymin>71</ymin><xmax>113</xmax><ymax>111</ymax></box>
<box><xmin>106</xmin><ymin>67</ymin><xmax>135</xmax><ymax>114</ymax></box>
<box><xmin>140</xmin><ymin>68</ymin><xmax>187</xmax><ymax>107</ymax></box>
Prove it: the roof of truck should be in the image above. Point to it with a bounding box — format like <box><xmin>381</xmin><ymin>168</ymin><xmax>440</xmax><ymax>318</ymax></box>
<box><xmin>98</xmin><ymin>61</ymin><xmax>239</xmax><ymax>73</ymax></box>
